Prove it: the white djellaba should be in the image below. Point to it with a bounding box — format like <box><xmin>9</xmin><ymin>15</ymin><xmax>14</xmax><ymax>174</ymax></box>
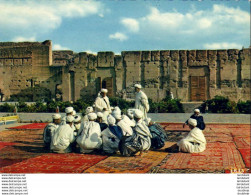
<box><xmin>101</xmin><ymin>115</ymin><xmax>120</xmax><ymax>154</ymax></box>
<box><xmin>94</xmin><ymin>88</ymin><xmax>112</xmax><ymax>124</ymax></box>
<box><xmin>177</xmin><ymin>118</ymin><xmax>207</xmax><ymax>153</ymax></box>
<box><xmin>134</xmin><ymin>109</ymin><xmax>152</xmax><ymax>151</ymax></box>
<box><xmin>50</xmin><ymin>115</ymin><xmax>75</xmax><ymax>153</ymax></box>
<box><xmin>76</xmin><ymin>113</ymin><xmax>102</xmax><ymax>153</ymax></box>
<box><xmin>43</xmin><ymin>114</ymin><xmax>61</xmax><ymax>146</ymax></box>
<box><xmin>134</xmin><ymin>84</ymin><xmax>149</xmax><ymax>119</ymax></box>
<box><xmin>113</xmin><ymin>111</ymin><xmax>133</xmax><ymax>136</ymax></box>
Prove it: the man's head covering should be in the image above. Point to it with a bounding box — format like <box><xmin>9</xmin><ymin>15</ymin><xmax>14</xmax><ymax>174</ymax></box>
<box><xmin>72</xmin><ymin>110</ymin><xmax>76</xmax><ymax>116</ymax></box>
<box><xmin>52</xmin><ymin>114</ymin><xmax>61</xmax><ymax>120</ymax></box>
<box><xmin>101</xmin><ymin>88</ymin><xmax>108</xmax><ymax>93</ymax></box>
<box><xmin>194</xmin><ymin>109</ymin><xmax>200</xmax><ymax>113</ymax></box>
<box><xmin>114</xmin><ymin>106</ymin><xmax>121</xmax><ymax>112</ymax></box>
<box><xmin>97</xmin><ymin>112</ymin><xmax>103</xmax><ymax>118</ymax></box>
<box><xmin>134</xmin><ymin>84</ymin><xmax>142</xmax><ymax>89</ymax></box>
<box><xmin>112</xmin><ymin>106</ymin><xmax>121</xmax><ymax>116</ymax></box>
<box><xmin>74</xmin><ymin>116</ymin><xmax>81</xmax><ymax>123</ymax></box>
<box><xmin>144</xmin><ymin>117</ymin><xmax>152</xmax><ymax>125</ymax></box>
<box><xmin>85</xmin><ymin>106</ymin><xmax>93</xmax><ymax>114</ymax></box>
<box><xmin>113</xmin><ymin>111</ymin><xmax>122</xmax><ymax>120</ymax></box>
<box><xmin>88</xmin><ymin>113</ymin><xmax>97</xmax><ymax>120</ymax></box>
<box><xmin>134</xmin><ymin>109</ymin><xmax>143</xmax><ymax>119</ymax></box>
<box><xmin>127</xmin><ymin>109</ymin><xmax>135</xmax><ymax>119</ymax></box>
<box><xmin>65</xmin><ymin>107</ymin><xmax>74</xmax><ymax>114</ymax></box>
<box><xmin>66</xmin><ymin>115</ymin><xmax>75</xmax><ymax>123</ymax></box>
<box><xmin>107</xmin><ymin>115</ymin><xmax>116</xmax><ymax>126</ymax></box>
<box><xmin>188</xmin><ymin>118</ymin><xmax>197</xmax><ymax>127</ymax></box>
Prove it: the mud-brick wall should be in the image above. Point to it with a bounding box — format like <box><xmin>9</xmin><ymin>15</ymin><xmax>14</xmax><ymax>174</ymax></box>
<box><xmin>0</xmin><ymin>41</ymin><xmax>52</xmax><ymax>100</ymax></box>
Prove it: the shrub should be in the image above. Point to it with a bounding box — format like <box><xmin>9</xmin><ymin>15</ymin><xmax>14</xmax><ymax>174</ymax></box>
<box><xmin>0</xmin><ymin>103</ymin><xmax>15</xmax><ymax>112</ymax></box>
<box><xmin>200</xmin><ymin>96</ymin><xmax>238</xmax><ymax>113</ymax></box>
<box><xmin>237</xmin><ymin>100</ymin><xmax>251</xmax><ymax>114</ymax></box>
<box><xmin>157</xmin><ymin>98</ymin><xmax>184</xmax><ymax>113</ymax></box>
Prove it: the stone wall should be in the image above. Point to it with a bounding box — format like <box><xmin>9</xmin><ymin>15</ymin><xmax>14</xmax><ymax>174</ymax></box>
<box><xmin>0</xmin><ymin>40</ymin><xmax>250</xmax><ymax>102</ymax></box>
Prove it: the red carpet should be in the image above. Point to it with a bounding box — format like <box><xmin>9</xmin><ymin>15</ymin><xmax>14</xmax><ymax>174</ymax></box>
<box><xmin>0</xmin><ymin>142</ymin><xmax>15</xmax><ymax>150</ymax></box>
<box><xmin>84</xmin><ymin>142</ymin><xmax>174</xmax><ymax>173</ymax></box>
<box><xmin>8</xmin><ymin>123</ymin><xmax>48</xmax><ymax>130</ymax></box>
<box><xmin>233</xmin><ymin>136</ymin><xmax>250</xmax><ymax>149</ymax></box>
<box><xmin>0</xmin><ymin>153</ymin><xmax>107</xmax><ymax>173</ymax></box>
<box><xmin>160</xmin><ymin>142</ymin><xmax>245</xmax><ymax>171</ymax></box>
<box><xmin>238</xmin><ymin>149</ymin><xmax>251</xmax><ymax>168</ymax></box>
<box><xmin>0</xmin><ymin>159</ymin><xmax>25</xmax><ymax>168</ymax></box>
<box><xmin>204</xmin><ymin>132</ymin><xmax>233</xmax><ymax>143</ymax></box>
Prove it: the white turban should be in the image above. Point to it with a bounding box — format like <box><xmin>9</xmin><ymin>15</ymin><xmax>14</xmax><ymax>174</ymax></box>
<box><xmin>107</xmin><ymin>115</ymin><xmax>116</xmax><ymax>126</ymax></box>
<box><xmin>72</xmin><ymin>110</ymin><xmax>76</xmax><ymax>116</ymax></box>
<box><xmin>65</xmin><ymin>107</ymin><xmax>74</xmax><ymax>114</ymax></box>
<box><xmin>66</xmin><ymin>115</ymin><xmax>75</xmax><ymax>122</ymax></box>
<box><xmin>74</xmin><ymin>116</ymin><xmax>81</xmax><ymax>123</ymax></box>
<box><xmin>97</xmin><ymin>112</ymin><xmax>103</xmax><ymax>118</ymax></box>
<box><xmin>194</xmin><ymin>109</ymin><xmax>200</xmax><ymax>113</ymax></box>
<box><xmin>114</xmin><ymin>106</ymin><xmax>121</xmax><ymax>112</ymax></box>
<box><xmin>85</xmin><ymin>106</ymin><xmax>93</xmax><ymax>114</ymax></box>
<box><xmin>134</xmin><ymin>109</ymin><xmax>143</xmax><ymax>119</ymax></box>
<box><xmin>134</xmin><ymin>84</ymin><xmax>142</xmax><ymax>89</ymax></box>
<box><xmin>101</xmin><ymin>88</ymin><xmax>108</xmax><ymax>93</ymax></box>
<box><xmin>188</xmin><ymin>118</ymin><xmax>197</xmax><ymax>127</ymax></box>
<box><xmin>127</xmin><ymin>109</ymin><xmax>135</xmax><ymax>119</ymax></box>
<box><xmin>88</xmin><ymin>113</ymin><xmax>97</xmax><ymax>120</ymax></box>
<box><xmin>113</xmin><ymin>111</ymin><xmax>122</xmax><ymax>120</ymax></box>
<box><xmin>144</xmin><ymin>117</ymin><xmax>152</xmax><ymax>125</ymax></box>
<box><xmin>52</xmin><ymin>114</ymin><xmax>61</xmax><ymax>119</ymax></box>
<box><xmin>112</xmin><ymin>107</ymin><xmax>121</xmax><ymax>116</ymax></box>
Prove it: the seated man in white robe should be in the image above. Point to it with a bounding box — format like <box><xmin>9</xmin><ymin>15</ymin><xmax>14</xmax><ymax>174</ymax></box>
<box><xmin>82</xmin><ymin>106</ymin><xmax>93</xmax><ymax>123</ymax></box>
<box><xmin>101</xmin><ymin>115</ymin><xmax>123</xmax><ymax>154</ymax></box>
<box><xmin>76</xmin><ymin>113</ymin><xmax>102</xmax><ymax>153</ymax></box>
<box><xmin>94</xmin><ymin>88</ymin><xmax>112</xmax><ymax>124</ymax></box>
<box><xmin>74</xmin><ymin>116</ymin><xmax>81</xmax><ymax>136</ymax></box>
<box><xmin>134</xmin><ymin>84</ymin><xmax>149</xmax><ymax>120</ymax></box>
<box><xmin>113</xmin><ymin>111</ymin><xmax>133</xmax><ymax>136</ymax></box>
<box><xmin>123</xmin><ymin>108</ymin><xmax>136</xmax><ymax>127</ymax></box>
<box><xmin>43</xmin><ymin>114</ymin><xmax>61</xmax><ymax>149</ymax></box>
<box><xmin>133</xmin><ymin>109</ymin><xmax>152</xmax><ymax>155</ymax></box>
<box><xmin>50</xmin><ymin>115</ymin><xmax>75</xmax><ymax>153</ymax></box>
<box><xmin>166</xmin><ymin>118</ymin><xmax>207</xmax><ymax>153</ymax></box>
<box><xmin>95</xmin><ymin>112</ymin><xmax>108</xmax><ymax>131</ymax></box>
<box><xmin>61</xmin><ymin>107</ymin><xmax>74</xmax><ymax>125</ymax></box>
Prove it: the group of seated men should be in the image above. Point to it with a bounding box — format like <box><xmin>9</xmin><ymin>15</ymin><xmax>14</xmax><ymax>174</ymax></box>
<box><xmin>43</xmin><ymin>106</ymin><xmax>207</xmax><ymax>155</ymax></box>
<box><xmin>43</xmin><ymin>106</ymin><xmax>158</xmax><ymax>155</ymax></box>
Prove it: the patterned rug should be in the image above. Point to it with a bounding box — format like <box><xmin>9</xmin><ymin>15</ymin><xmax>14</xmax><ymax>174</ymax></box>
<box><xmin>8</xmin><ymin>123</ymin><xmax>48</xmax><ymax>130</ymax></box>
<box><xmin>0</xmin><ymin>153</ymin><xmax>107</xmax><ymax>173</ymax></box>
<box><xmin>233</xmin><ymin>136</ymin><xmax>250</xmax><ymax>149</ymax></box>
<box><xmin>238</xmin><ymin>149</ymin><xmax>250</xmax><ymax>169</ymax></box>
<box><xmin>204</xmin><ymin>132</ymin><xmax>233</xmax><ymax>143</ymax></box>
<box><xmin>160</xmin><ymin>142</ymin><xmax>246</xmax><ymax>171</ymax></box>
<box><xmin>84</xmin><ymin>143</ymin><xmax>174</xmax><ymax>173</ymax></box>
<box><xmin>0</xmin><ymin>129</ymin><xmax>46</xmax><ymax>168</ymax></box>
<box><xmin>0</xmin><ymin>142</ymin><xmax>15</xmax><ymax>150</ymax></box>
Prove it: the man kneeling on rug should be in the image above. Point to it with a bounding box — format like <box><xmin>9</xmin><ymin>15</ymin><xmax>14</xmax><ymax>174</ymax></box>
<box><xmin>165</xmin><ymin>118</ymin><xmax>207</xmax><ymax>153</ymax></box>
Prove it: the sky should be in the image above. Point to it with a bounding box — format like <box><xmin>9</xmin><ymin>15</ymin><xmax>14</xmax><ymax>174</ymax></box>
<box><xmin>0</xmin><ymin>0</ymin><xmax>250</xmax><ymax>54</ymax></box>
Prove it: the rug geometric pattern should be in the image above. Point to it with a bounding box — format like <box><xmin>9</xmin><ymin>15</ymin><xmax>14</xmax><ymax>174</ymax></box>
<box><xmin>0</xmin><ymin>153</ymin><xmax>108</xmax><ymax>173</ymax></box>
<box><xmin>159</xmin><ymin>142</ymin><xmax>246</xmax><ymax>171</ymax></box>
<box><xmin>84</xmin><ymin>143</ymin><xmax>174</xmax><ymax>173</ymax></box>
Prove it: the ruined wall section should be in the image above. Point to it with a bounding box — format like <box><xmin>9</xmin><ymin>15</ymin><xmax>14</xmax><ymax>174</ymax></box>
<box><xmin>0</xmin><ymin>40</ymin><xmax>250</xmax><ymax>103</ymax></box>
<box><xmin>0</xmin><ymin>41</ymin><xmax>53</xmax><ymax>100</ymax></box>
